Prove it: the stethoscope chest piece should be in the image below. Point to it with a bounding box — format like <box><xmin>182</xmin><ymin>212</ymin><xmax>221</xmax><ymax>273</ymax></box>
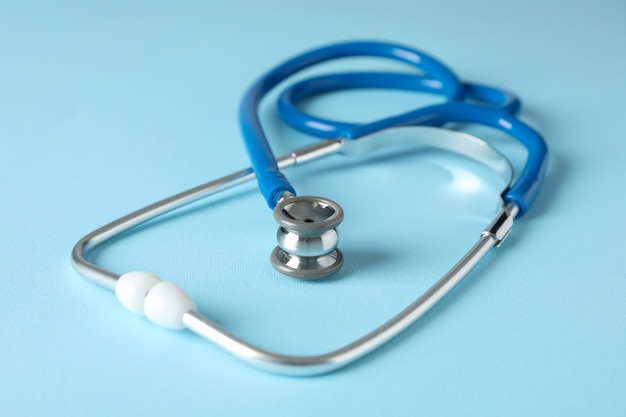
<box><xmin>71</xmin><ymin>40</ymin><xmax>548</xmax><ymax>376</ymax></box>
<box><xmin>271</xmin><ymin>195</ymin><xmax>344</xmax><ymax>279</ymax></box>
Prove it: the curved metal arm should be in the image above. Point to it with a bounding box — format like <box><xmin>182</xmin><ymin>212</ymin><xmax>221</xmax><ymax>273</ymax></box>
<box><xmin>71</xmin><ymin>126</ymin><xmax>517</xmax><ymax>375</ymax></box>
<box><xmin>182</xmin><ymin>209</ymin><xmax>516</xmax><ymax>376</ymax></box>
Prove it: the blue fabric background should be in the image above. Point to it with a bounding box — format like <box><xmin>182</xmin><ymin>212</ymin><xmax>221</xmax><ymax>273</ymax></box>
<box><xmin>1</xmin><ymin>0</ymin><xmax>624</xmax><ymax>415</ymax></box>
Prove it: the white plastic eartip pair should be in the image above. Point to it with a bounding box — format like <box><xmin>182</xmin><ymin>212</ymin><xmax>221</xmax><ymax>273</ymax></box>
<box><xmin>115</xmin><ymin>271</ymin><xmax>196</xmax><ymax>330</ymax></box>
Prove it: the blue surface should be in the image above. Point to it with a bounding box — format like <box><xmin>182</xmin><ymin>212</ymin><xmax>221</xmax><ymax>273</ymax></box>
<box><xmin>1</xmin><ymin>1</ymin><xmax>625</xmax><ymax>416</ymax></box>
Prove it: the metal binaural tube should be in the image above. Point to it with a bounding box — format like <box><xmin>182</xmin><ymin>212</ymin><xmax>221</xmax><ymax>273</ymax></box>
<box><xmin>182</xmin><ymin>205</ymin><xmax>515</xmax><ymax>376</ymax></box>
<box><xmin>71</xmin><ymin>126</ymin><xmax>519</xmax><ymax>375</ymax></box>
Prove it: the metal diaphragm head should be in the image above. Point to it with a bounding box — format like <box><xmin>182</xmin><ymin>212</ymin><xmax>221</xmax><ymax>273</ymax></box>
<box><xmin>270</xmin><ymin>196</ymin><xmax>344</xmax><ymax>279</ymax></box>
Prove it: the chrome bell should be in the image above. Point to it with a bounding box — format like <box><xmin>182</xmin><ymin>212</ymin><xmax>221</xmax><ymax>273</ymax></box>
<box><xmin>270</xmin><ymin>195</ymin><xmax>344</xmax><ymax>279</ymax></box>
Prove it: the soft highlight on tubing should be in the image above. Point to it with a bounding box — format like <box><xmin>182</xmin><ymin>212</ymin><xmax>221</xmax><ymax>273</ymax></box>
<box><xmin>238</xmin><ymin>40</ymin><xmax>464</xmax><ymax>208</ymax></box>
<box><xmin>238</xmin><ymin>40</ymin><xmax>547</xmax><ymax>215</ymax></box>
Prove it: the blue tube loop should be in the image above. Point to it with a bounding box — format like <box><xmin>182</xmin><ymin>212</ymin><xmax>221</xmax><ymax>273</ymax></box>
<box><xmin>239</xmin><ymin>41</ymin><xmax>463</xmax><ymax>208</ymax></box>
<box><xmin>277</xmin><ymin>73</ymin><xmax>522</xmax><ymax>138</ymax></box>
<box><xmin>239</xmin><ymin>40</ymin><xmax>547</xmax><ymax>215</ymax></box>
<box><xmin>276</xmin><ymin>73</ymin><xmax>545</xmax><ymax>213</ymax></box>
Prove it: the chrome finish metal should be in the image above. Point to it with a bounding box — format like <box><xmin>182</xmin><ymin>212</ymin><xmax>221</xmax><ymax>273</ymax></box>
<box><xmin>271</xmin><ymin>195</ymin><xmax>344</xmax><ymax>279</ymax></box>
<box><xmin>71</xmin><ymin>126</ymin><xmax>517</xmax><ymax>375</ymax></box>
<box><xmin>276</xmin><ymin>228</ymin><xmax>339</xmax><ymax>257</ymax></box>
<box><xmin>276</xmin><ymin>190</ymin><xmax>295</xmax><ymax>204</ymax></box>
<box><xmin>339</xmin><ymin>127</ymin><xmax>514</xmax><ymax>184</ymax></box>
<box><xmin>183</xmin><ymin>210</ymin><xmax>514</xmax><ymax>375</ymax></box>
<box><xmin>481</xmin><ymin>203</ymin><xmax>519</xmax><ymax>247</ymax></box>
<box><xmin>270</xmin><ymin>247</ymin><xmax>344</xmax><ymax>280</ymax></box>
<box><xmin>71</xmin><ymin>167</ymin><xmax>258</xmax><ymax>289</ymax></box>
<box><xmin>273</xmin><ymin>196</ymin><xmax>344</xmax><ymax>236</ymax></box>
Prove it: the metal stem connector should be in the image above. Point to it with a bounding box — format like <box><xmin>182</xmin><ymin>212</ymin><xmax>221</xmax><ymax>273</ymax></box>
<box><xmin>481</xmin><ymin>203</ymin><xmax>519</xmax><ymax>247</ymax></box>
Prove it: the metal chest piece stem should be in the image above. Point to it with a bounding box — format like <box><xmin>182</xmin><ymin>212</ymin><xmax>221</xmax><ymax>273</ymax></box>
<box><xmin>270</xmin><ymin>194</ymin><xmax>344</xmax><ymax>279</ymax></box>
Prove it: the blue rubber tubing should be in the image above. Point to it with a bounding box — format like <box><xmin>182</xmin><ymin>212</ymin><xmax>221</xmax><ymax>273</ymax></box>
<box><xmin>239</xmin><ymin>41</ymin><xmax>463</xmax><ymax>208</ymax></box>
<box><xmin>277</xmin><ymin>72</ymin><xmax>546</xmax><ymax>214</ymax></box>
<box><xmin>239</xmin><ymin>40</ymin><xmax>547</xmax><ymax>215</ymax></box>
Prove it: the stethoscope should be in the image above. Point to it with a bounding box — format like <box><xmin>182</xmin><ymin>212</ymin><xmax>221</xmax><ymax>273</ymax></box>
<box><xmin>72</xmin><ymin>41</ymin><xmax>548</xmax><ymax>376</ymax></box>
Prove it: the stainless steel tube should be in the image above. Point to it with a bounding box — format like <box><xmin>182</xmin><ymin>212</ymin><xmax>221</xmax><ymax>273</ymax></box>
<box><xmin>71</xmin><ymin>126</ymin><xmax>517</xmax><ymax>376</ymax></box>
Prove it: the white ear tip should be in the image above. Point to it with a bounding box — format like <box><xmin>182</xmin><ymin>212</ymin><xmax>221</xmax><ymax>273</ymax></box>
<box><xmin>116</xmin><ymin>271</ymin><xmax>161</xmax><ymax>315</ymax></box>
<box><xmin>144</xmin><ymin>281</ymin><xmax>196</xmax><ymax>330</ymax></box>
